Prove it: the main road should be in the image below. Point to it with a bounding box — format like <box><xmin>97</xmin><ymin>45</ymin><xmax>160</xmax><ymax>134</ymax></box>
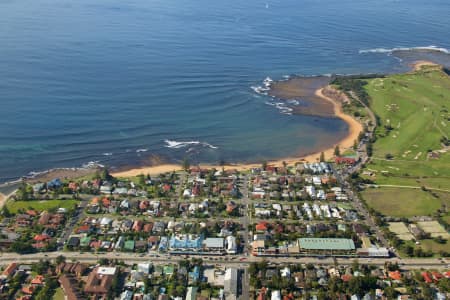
<box><xmin>0</xmin><ymin>251</ymin><xmax>447</xmax><ymax>271</ymax></box>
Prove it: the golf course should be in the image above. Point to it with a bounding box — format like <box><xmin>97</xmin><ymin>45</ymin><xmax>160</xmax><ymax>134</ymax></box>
<box><xmin>359</xmin><ymin>64</ymin><xmax>450</xmax><ymax>218</ymax></box>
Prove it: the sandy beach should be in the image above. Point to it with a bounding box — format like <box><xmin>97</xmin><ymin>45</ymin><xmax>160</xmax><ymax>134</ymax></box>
<box><xmin>0</xmin><ymin>193</ymin><xmax>7</xmax><ymax>210</ymax></box>
<box><xmin>112</xmin><ymin>86</ymin><xmax>363</xmax><ymax>177</ymax></box>
<box><xmin>411</xmin><ymin>60</ymin><xmax>439</xmax><ymax>71</ymax></box>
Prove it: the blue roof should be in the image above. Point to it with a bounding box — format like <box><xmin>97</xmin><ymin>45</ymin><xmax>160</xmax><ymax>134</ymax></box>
<box><xmin>47</xmin><ymin>178</ymin><xmax>62</xmax><ymax>188</ymax></box>
<box><xmin>169</xmin><ymin>234</ymin><xmax>203</xmax><ymax>249</ymax></box>
<box><xmin>189</xmin><ymin>266</ymin><xmax>200</xmax><ymax>280</ymax></box>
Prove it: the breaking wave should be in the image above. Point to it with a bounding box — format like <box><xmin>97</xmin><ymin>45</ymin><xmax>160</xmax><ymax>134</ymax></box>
<box><xmin>250</xmin><ymin>76</ymin><xmax>274</xmax><ymax>95</ymax></box>
<box><xmin>359</xmin><ymin>45</ymin><xmax>449</xmax><ymax>54</ymax></box>
<box><xmin>265</xmin><ymin>101</ymin><xmax>294</xmax><ymax>115</ymax></box>
<box><xmin>164</xmin><ymin>139</ymin><xmax>218</xmax><ymax>149</ymax></box>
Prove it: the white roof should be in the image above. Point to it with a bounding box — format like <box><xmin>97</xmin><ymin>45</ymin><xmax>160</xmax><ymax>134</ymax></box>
<box><xmin>97</xmin><ymin>267</ymin><xmax>117</xmax><ymax>275</ymax></box>
<box><xmin>100</xmin><ymin>217</ymin><xmax>112</xmax><ymax>226</ymax></box>
<box><xmin>203</xmin><ymin>237</ymin><xmax>224</xmax><ymax>248</ymax></box>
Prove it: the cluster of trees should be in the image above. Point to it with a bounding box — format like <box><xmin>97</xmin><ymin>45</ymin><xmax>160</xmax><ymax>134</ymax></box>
<box><xmin>331</xmin><ymin>76</ymin><xmax>375</xmax><ymax>106</ymax></box>
<box><xmin>403</xmin><ymin>245</ymin><xmax>433</xmax><ymax>258</ymax></box>
<box><xmin>15</xmin><ymin>183</ymin><xmax>34</xmax><ymax>200</ymax></box>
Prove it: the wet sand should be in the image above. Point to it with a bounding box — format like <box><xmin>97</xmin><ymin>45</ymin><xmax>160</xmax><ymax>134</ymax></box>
<box><xmin>23</xmin><ymin>168</ymin><xmax>98</xmax><ymax>184</ymax></box>
<box><xmin>112</xmin><ymin>84</ymin><xmax>363</xmax><ymax>177</ymax></box>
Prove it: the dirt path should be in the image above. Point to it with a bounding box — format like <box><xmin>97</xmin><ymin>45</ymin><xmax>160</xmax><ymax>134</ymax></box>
<box><xmin>376</xmin><ymin>184</ymin><xmax>450</xmax><ymax>193</ymax></box>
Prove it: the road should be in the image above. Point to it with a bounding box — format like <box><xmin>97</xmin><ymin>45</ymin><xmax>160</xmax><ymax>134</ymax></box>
<box><xmin>0</xmin><ymin>251</ymin><xmax>447</xmax><ymax>271</ymax></box>
<box><xmin>59</xmin><ymin>194</ymin><xmax>90</xmax><ymax>246</ymax></box>
<box><xmin>238</xmin><ymin>175</ymin><xmax>250</xmax><ymax>300</ymax></box>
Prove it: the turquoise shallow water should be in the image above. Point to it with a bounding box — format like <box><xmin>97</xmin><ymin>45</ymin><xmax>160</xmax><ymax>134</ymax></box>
<box><xmin>0</xmin><ymin>0</ymin><xmax>449</xmax><ymax>182</ymax></box>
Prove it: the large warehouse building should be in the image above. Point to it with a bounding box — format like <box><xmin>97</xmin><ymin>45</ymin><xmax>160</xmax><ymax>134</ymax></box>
<box><xmin>297</xmin><ymin>238</ymin><xmax>356</xmax><ymax>256</ymax></box>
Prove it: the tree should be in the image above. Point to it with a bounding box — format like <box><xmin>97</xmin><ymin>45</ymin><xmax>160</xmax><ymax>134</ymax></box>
<box><xmin>100</xmin><ymin>168</ymin><xmax>113</xmax><ymax>181</ymax></box>
<box><xmin>384</xmin><ymin>286</ymin><xmax>397</xmax><ymax>299</ymax></box>
<box><xmin>353</xmin><ymin>140</ymin><xmax>358</xmax><ymax>150</ymax></box>
<box><xmin>182</xmin><ymin>158</ymin><xmax>190</xmax><ymax>172</ymax></box>
<box><xmin>320</xmin><ymin>152</ymin><xmax>325</xmax><ymax>162</ymax></box>
<box><xmin>10</xmin><ymin>241</ymin><xmax>34</xmax><ymax>254</ymax></box>
<box><xmin>137</xmin><ymin>174</ymin><xmax>145</xmax><ymax>186</ymax></box>
<box><xmin>1</xmin><ymin>206</ymin><xmax>11</xmax><ymax>217</ymax></box>
<box><xmin>404</xmin><ymin>245</ymin><xmax>414</xmax><ymax>257</ymax></box>
<box><xmin>438</xmin><ymin>277</ymin><xmax>450</xmax><ymax>292</ymax></box>
<box><xmin>56</xmin><ymin>255</ymin><xmax>66</xmax><ymax>265</ymax></box>
<box><xmin>334</xmin><ymin>145</ymin><xmax>340</xmax><ymax>156</ymax></box>
<box><xmin>262</xmin><ymin>161</ymin><xmax>267</xmax><ymax>171</ymax></box>
<box><xmin>16</xmin><ymin>182</ymin><xmax>33</xmax><ymax>200</ymax></box>
<box><xmin>352</xmin><ymin>259</ymin><xmax>360</xmax><ymax>271</ymax></box>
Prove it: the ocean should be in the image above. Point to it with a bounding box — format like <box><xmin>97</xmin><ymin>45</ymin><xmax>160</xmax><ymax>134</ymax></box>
<box><xmin>0</xmin><ymin>0</ymin><xmax>449</xmax><ymax>182</ymax></box>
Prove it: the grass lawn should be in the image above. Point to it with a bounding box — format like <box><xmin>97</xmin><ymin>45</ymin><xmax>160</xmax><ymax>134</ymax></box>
<box><xmin>398</xmin><ymin>239</ymin><xmax>448</xmax><ymax>258</ymax></box>
<box><xmin>418</xmin><ymin>239</ymin><xmax>449</xmax><ymax>255</ymax></box>
<box><xmin>360</xmin><ymin>66</ymin><xmax>450</xmax><ymax>191</ymax></box>
<box><xmin>6</xmin><ymin>199</ymin><xmax>79</xmax><ymax>214</ymax></box>
<box><xmin>442</xmin><ymin>213</ymin><xmax>450</xmax><ymax>224</ymax></box>
<box><xmin>52</xmin><ymin>287</ymin><xmax>65</xmax><ymax>300</ymax></box>
<box><xmin>361</xmin><ymin>187</ymin><xmax>447</xmax><ymax>218</ymax></box>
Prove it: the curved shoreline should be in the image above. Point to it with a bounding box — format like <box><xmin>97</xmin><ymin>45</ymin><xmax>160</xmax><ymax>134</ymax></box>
<box><xmin>112</xmin><ymin>86</ymin><xmax>363</xmax><ymax>177</ymax></box>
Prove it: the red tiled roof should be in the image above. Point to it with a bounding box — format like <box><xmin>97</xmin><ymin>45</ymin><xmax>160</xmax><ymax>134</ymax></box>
<box><xmin>26</xmin><ymin>210</ymin><xmax>38</xmax><ymax>216</ymax></box>
<box><xmin>432</xmin><ymin>271</ymin><xmax>443</xmax><ymax>281</ymax></box>
<box><xmin>34</xmin><ymin>234</ymin><xmax>51</xmax><ymax>241</ymax></box>
<box><xmin>256</xmin><ymin>221</ymin><xmax>269</xmax><ymax>231</ymax></box>
<box><xmin>31</xmin><ymin>275</ymin><xmax>45</xmax><ymax>285</ymax></box>
<box><xmin>102</xmin><ymin>197</ymin><xmax>111</xmax><ymax>207</ymax></box>
<box><xmin>2</xmin><ymin>262</ymin><xmax>17</xmax><ymax>276</ymax></box>
<box><xmin>22</xmin><ymin>285</ymin><xmax>35</xmax><ymax>295</ymax></box>
<box><xmin>388</xmin><ymin>270</ymin><xmax>402</xmax><ymax>281</ymax></box>
<box><xmin>341</xmin><ymin>274</ymin><xmax>353</xmax><ymax>282</ymax></box>
<box><xmin>422</xmin><ymin>272</ymin><xmax>433</xmax><ymax>283</ymax></box>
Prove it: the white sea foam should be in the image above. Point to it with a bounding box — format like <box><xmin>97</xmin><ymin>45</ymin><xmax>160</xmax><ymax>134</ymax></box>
<box><xmin>265</xmin><ymin>101</ymin><xmax>294</xmax><ymax>115</ymax></box>
<box><xmin>359</xmin><ymin>45</ymin><xmax>449</xmax><ymax>54</ymax></box>
<box><xmin>263</xmin><ymin>76</ymin><xmax>273</xmax><ymax>87</ymax></box>
<box><xmin>82</xmin><ymin>161</ymin><xmax>105</xmax><ymax>169</ymax></box>
<box><xmin>164</xmin><ymin>139</ymin><xmax>218</xmax><ymax>149</ymax></box>
<box><xmin>102</xmin><ymin>152</ymin><xmax>113</xmax><ymax>156</ymax></box>
<box><xmin>251</xmin><ymin>85</ymin><xmax>269</xmax><ymax>95</ymax></box>
<box><xmin>287</xmin><ymin>99</ymin><xmax>300</xmax><ymax>105</ymax></box>
<box><xmin>136</xmin><ymin>148</ymin><xmax>148</xmax><ymax>153</ymax></box>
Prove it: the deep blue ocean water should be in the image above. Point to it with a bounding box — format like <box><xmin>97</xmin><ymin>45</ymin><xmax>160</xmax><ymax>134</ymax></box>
<box><xmin>0</xmin><ymin>0</ymin><xmax>449</xmax><ymax>182</ymax></box>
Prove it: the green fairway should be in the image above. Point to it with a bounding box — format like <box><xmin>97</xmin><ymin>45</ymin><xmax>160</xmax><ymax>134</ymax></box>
<box><xmin>361</xmin><ymin>187</ymin><xmax>448</xmax><ymax>218</ymax></box>
<box><xmin>361</xmin><ymin>65</ymin><xmax>450</xmax><ymax>191</ymax></box>
<box><xmin>6</xmin><ymin>199</ymin><xmax>79</xmax><ymax>214</ymax></box>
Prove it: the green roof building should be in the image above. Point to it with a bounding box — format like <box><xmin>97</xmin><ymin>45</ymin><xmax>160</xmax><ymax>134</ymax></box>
<box><xmin>80</xmin><ymin>236</ymin><xmax>91</xmax><ymax>248</ymax></box>
<box><xmin>298</xmin><ymin>238</ymin><xmax>356</xmax><ymax>256</ymax></box>
<box><xmin>163</xmin><ymin>265</ymin><xmax>174</xmax><ymax>276</ymax></box>
<box><xmin>124</xmin><ymin>240</ymin><xmax>135</xmax><ymax>251</ymax></box>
